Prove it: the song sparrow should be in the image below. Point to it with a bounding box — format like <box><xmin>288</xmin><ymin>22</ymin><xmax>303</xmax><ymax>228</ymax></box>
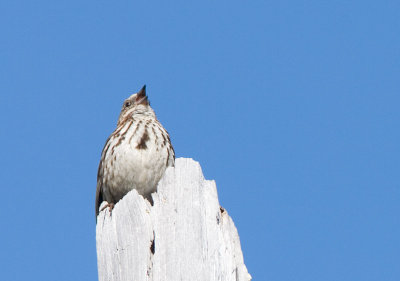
<box><xmin>95</xmin><ymin>85</ymin><xmax>175</xmax><ymax>219</ymax></box>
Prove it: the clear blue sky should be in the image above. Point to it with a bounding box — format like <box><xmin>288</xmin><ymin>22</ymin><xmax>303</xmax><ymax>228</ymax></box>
<box><xmin>1</xmin><ymin>1</ymin><xmax>399</xmax><ymax>280</ymax></box>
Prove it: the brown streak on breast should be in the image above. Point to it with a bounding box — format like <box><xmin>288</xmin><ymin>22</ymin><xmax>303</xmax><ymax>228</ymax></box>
<box><xmin>112</xmin><ymin>121</ymin><xmax>133</xmax><ymax>154</ymax></box>
<box><xmin>161</xmin><ymin>132</ymin><xmax>167</xmax><ymax>147</ymax></box>
<box><xmin>166</xmin><ymin>131</ymin><xmax>175</xmax><ymax>159</ymax></box>
<box><xmin>151</xmin><ymin>127</ymin><xmax>158</xmax><ymax>141</ymax></box>
<box><xmin>166</xmin><ymin>148</ymin><xmax>170</xmax><ymax>166</ymax></box>
<box><xmin>136</xmin><ymin>129</ymin><xmax>150</xmax><ymax>150</ymax></box>
<box><xmin>128</xmin><ymin>120</ymin><xmax>141</xmax><ymax>144</ymax></box>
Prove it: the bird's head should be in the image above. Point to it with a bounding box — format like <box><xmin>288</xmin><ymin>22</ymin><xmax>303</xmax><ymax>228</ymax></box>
<box><xmin>117</xmin><ymin>85</ymin><xmax>155</xmax><ymax>125</ymax></box>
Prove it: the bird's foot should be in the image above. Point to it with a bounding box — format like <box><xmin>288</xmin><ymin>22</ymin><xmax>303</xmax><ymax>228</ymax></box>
<box><xmin>100</xmin><ymin>202</ymin><xmax>115</xmax><ymax>214</ymax></box>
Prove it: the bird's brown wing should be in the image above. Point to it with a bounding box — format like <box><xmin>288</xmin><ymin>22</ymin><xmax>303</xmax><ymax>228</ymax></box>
<box><xmin>95</xmin><ymin>178</ymin><xmax>103</xmax><ymax>221</ymax></box>
<box><xmin>95</xmin><ymin>136</ymin><xmax>110</xmax><ymax>221</ymax></box>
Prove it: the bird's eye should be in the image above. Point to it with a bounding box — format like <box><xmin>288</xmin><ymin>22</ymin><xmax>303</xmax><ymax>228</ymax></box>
<box><xmin>124</xmin><ymin>101</ymin><xmax>131</xmax><ymax>108</ymax></box>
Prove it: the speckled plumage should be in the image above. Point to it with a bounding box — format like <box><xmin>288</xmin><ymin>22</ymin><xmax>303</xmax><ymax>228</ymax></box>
<box><xmin>95</xmin><ymin>85</ymin><xmax>174</xmax><ymax>219</ymax></box>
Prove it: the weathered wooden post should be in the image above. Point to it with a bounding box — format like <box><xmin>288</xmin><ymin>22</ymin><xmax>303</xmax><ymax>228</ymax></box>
<box><xmin>96</xmin><ymin>158</ymin><xmax>251</xmax><ymax>281</ymax></box>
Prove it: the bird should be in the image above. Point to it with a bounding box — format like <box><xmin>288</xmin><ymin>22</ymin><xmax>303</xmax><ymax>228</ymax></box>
<box><xmin>95</xmin><ymin>85</ymin><xmax>175</xmax><ymax>219</ymax></box>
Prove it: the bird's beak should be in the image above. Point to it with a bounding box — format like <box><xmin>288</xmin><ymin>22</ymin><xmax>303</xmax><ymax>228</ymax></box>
<box><xmin>135</xmin><ymin>84</ymin><xmax>149</xmax><ymax>105</ymax></box>
<box><xmin>137</xmin><ymin>85</ymin><xmax>146</xmax><ymax>97</ymax></box>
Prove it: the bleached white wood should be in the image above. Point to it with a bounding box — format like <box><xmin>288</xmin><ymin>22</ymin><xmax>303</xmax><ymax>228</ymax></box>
<box><xmin>96</xmin><ymin>158</ymin><xmax>251</xmax><ymax>281</ymax></box>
